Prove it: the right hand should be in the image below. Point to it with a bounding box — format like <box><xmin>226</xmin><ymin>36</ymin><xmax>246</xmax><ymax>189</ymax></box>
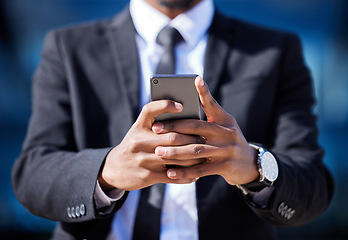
<box><xmin>98</xmin><ymin>100</ymin><xmax>204</xmax><ymax>191</ymax></box>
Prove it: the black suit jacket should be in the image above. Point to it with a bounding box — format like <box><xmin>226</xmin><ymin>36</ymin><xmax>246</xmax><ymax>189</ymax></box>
<box><xmin>12</xmin><ymin>7</ymin><xmax>333</xmax><ymax>240</ymax></box>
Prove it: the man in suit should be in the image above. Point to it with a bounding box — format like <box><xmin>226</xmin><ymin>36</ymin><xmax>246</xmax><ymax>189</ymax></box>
<box><xmin>12</xmin><ymin>0</ymin><xmax>334</xmax><ymax>239</ymax></box>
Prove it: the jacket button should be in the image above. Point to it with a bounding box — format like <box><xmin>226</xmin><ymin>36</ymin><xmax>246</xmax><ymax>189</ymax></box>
<box><xmin>284</xmin><ymin>207</ymin><xmax>292</xmax><ymax>219</ymax></box>
<box><xmin>281</xmin><ymin>205</ymin><xmax>288</xmax><ymax>217</ymax></box>
<box><xmin>287</xmin><ymin>209</ymin><xmax>295</xmax><ymax>219</ymax></box>
<box><xmin>67</xmin><ymin>207</ymin><xmax>72</xmax><ymax>218</ymax></box>
<box><xmin>71</xmin><ymin>207</ymin><xmax>76</xmax><ymax>218</ymax></box>
<box><xmin>80</xmin><ymin>204</ymin><xmax>86</xmax><ymax>216</ymax></box>
<box><xmin>75</xmin><ymin>205</ymin><xmax>80</xmax><ymax>218</ymax></box>
<box><xmin>278</xmin><ymin>202</ymin><xmax>285</xmax><ymax>215</ymax></box>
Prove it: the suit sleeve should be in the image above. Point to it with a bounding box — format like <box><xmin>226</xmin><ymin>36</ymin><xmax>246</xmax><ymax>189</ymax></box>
<box><xmin>241</xmin><ymin>34</ymin><xmax>334</xmax><ymax>226</ymax></box>
<box><xmin>11</xmin><ymin>30</ymin><xmax>126</xmax><ymax>222</ymax></box>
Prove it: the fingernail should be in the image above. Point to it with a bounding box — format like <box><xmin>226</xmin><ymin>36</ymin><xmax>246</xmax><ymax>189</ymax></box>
<box><xmin>197</xmin><ymin>136</ymin><xmax>206</xmax><ymax>144</ymax></box>
<box><xmin>174</xmin><ymin>102</ymin><xmax>183</xmax><ymax>111</ymax></box>
<box><xmin>167</xmin><ymin>169</ymin><xmax>176</xmax><ymax>178</ymax></box>
<box><xmin>156</xmin><ymin>147</ymin><xmax>166</xmax><ymax>156</ymax></box>
<box><xmin>152</xmin><ymin>122</ymin><xmax>164</xmax><ymax>133</ymax></box>
<box><xmin>199</xmin><ymin>77</ymin><xmax>205</xmax><ymax>86</ymax></box>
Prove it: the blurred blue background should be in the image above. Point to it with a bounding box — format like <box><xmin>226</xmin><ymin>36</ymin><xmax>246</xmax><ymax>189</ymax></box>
<box><xmin>0</xmin><ymin>0</ymin><xmax>347</xmax><ymax>239</ymax></box>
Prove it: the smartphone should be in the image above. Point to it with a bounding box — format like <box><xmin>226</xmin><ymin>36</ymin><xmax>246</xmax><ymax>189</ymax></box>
<box><xmin>150</xmin><ymin>74</ymin><xmax>201</xmax><ymax>122</ymax></box>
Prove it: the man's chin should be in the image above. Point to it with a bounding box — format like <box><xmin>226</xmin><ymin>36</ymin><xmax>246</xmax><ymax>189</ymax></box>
<box><xmin>159</xmin><ymin>0</ymin><xmax>198</xmax><ymax>10</ymax></box>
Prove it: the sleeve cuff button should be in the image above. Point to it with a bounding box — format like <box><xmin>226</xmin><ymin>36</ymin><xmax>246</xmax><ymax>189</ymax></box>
<box><xmin>67</xmin><ymin>207</ymin><xmax>72</xmax><ymax>218</ymax></box>
<box><xmin>80</xmin><ymin>204</ymin><xmax>86</xmax><ymax>216</ymax></box>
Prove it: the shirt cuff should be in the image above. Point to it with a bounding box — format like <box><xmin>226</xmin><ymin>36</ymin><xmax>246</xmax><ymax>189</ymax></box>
<box><xmin>94</xmin><ymin>181</ymin><xmax>125</xmax><ymax>215</ymax></box>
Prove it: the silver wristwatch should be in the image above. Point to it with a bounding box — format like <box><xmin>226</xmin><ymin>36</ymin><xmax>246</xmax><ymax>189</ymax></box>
<box><xmin>249</xmin><ymin>143</ymin><xmax>279</xmax><ymax>186</ymax></box>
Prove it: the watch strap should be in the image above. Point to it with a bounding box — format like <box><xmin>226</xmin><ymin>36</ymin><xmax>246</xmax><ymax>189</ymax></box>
<box><xmin>243</xmin><ymin>178</ymin><xmax>270</xmax><ymax>190</ymax></box>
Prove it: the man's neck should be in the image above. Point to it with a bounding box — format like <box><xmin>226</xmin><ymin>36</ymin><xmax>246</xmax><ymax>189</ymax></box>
<box><xmin>144</xmin><ymin>0</ymin><xmax>202</xmax><ymax>19</ymax></box>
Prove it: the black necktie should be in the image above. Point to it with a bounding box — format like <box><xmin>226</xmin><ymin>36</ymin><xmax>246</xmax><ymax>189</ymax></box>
<box><xmin>132</xmin><ymin>184</ymin><xmax>166</xmax><ymax>240</ymax></box>
<box><xmin>133</xmin><ymin>27</ymin><xmax>183</xmax><ymax>240</ymax></box>
<box><xmin>156</xmin><ymin>26</ymin><xmax>184</xmax><ymax>74</ymax></box>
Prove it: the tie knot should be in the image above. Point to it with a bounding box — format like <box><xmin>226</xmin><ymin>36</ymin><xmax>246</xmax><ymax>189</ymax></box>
<box><xmin>156</xmin><ymin>27</ymin><xmax>183</xmax><ymax>48</ymax></box>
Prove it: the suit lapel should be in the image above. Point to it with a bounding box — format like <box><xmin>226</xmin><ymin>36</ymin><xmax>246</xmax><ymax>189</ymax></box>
<box><xmin>203</xmin><ymin>11</ymin><xmax>235</xmax><ymax>97</ymax></box>
<box><xmin>107</xmin><ymin>7</ymin><xmax>140</xmax><ymax>122</ymax></box>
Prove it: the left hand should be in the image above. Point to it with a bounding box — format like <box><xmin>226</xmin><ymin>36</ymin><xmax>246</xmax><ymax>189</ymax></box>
<box><xmin>152</xmin><ymin>76</ymin><xmax>259</xmax><ymax>186</ymax></box>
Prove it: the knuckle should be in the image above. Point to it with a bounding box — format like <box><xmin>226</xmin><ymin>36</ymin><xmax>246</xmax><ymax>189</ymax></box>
<box><xmin>162</xmin><ymin>100</ymin><xmax>172</xmax><ymax>108</ymax></box>
<box><xmin>229</xmin><ymin>127</ymin><xmax>240</xmax><ymax>138</ymax></box>
<box><xmin>227</xmin><ymin>145</ymin><xmax>236</xmax><ymax>155</ymax></box>
<box><xmin>166</xmin><ymin>121</ymin><xmax>175</xmax><ymax>131</ymax></box>
<box><xmin>139</xmin><ymin>168</ymin><xmax>151</xmax><ymax>181</ymax></box>
<box><xmin>202</xmin><ymin>85</ymin><xmax>210</xmax><ymax>94</ymax></box>
<box><xmin>127</xmin><ymin>138</ymin><xmax>142</xmax><ymax>153</ymax></box>
<box><xmin>134</xmin><ymin>154</ymin><xmax>145</xmax><ymax>168</ymax></box>
<box><xmin>209</xmin><ymin>97</ymin><xmax>218</xmax><ymax>106</ymax></box>
<box><xmin>141</xmin><ymin>104</ymin><xmax>151</xmax><ymax>115</ymax></box>
<box><xmin>193</xmin><ymin>145</ymin><xmax>204</xmax><ymax>155</ymax></box>
<box><xmin>230</xmin><ymin>126</ymin><xmax>238</xmax><ymax>133</ymax></box>
<box><xmin>189</xmin><ymin>120</ymin><xmax>203</xmax><ymax>131</ymax></box>
<box><xmin>195</xmin><ymin>165</ymin><xmax>205</xmax><ymax>177</ymax></box>
<box><xmin>167</xmin><ymin>132</ymin><xmax>177</xmax><ymax>143</ymax></box>
<box><xmin>162</xmin><ymin>147</ymin><xmax>175</xmax><ymax>157</ymax></box>
<box><xmin>181</xmin><ymin>169</ymin><xmax>188</xmax><ymax>179</ymax></box>
<box><xmin>168</xmin><ymin>148</ymin><xmax>177</xmax><ymax>157</ymax></box>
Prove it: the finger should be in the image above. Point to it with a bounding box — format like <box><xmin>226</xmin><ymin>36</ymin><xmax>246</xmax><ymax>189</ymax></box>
<box><xmin>149</xmin><ymin>168</ymin><xmax>200</xmax><ymax>185</ymax></box>
<box><xmin>155</xmin><ymin>144</ymin><xmax>220</xmax><ymax>160</ymax></box>
<box><xmin>164</xmin><ymin>177</ymin><xmax>200</xmax><ymax>184</ymax></box>
<box><xmin>163</xmin><ymin>158</ymin><xmax>205</xmax><ymax>167</ymax></box>
<box><xmin>139</xmin><ymin>155</ymin><xmax>202</xmax><ymax>185</ymax></box>
<box><xmin>166</xmin><ymin>162</ymin><xmax>220</xmax><ymax>180</ymax></box>
<box><xmin>194</xmin><ymin>76</ymin><xmax>224</xmax><ymax>123</ymax></box>
<box><xmin>153</xmin><ymin>131</ymin><xmax>205</xmax><ymax>146</ymax></box>
<box><xmin>195</xmin><ymin>77</ymin><xmax>239</xmax><ymax>129</ymax></box>
<box><xmin>154</xmin><ymin>119</ymin><xmax>226</xmax><ymax>140</ymax></box>
<box><xmin>152</xmin><ymin>121</ymin><xmax>206</xmax><ymax>144</ymax></box>
<box><xmin>136</xmin><ymin>100</ymin><xmax>183</xmax><ymax>128</ymax></box>
<box><xmin>142</xmin><ymin>152</ymin><xmax>204</xmax><ymax>171</ymax></box>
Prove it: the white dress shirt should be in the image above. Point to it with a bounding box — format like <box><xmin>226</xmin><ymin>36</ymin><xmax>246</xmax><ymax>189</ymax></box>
<box><xmin>105</xmin><ymin>0</ymin><xmax>215</xmax><ymax>239</ymax></box>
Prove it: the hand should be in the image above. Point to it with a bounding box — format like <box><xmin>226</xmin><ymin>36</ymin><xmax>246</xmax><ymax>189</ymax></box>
<box><xmin>152</xmin><ymin>76</ymin><xmax>259</xmax><ymax>186</ymax></box>
<box><xmin>98</xmin><ymin>100</ymin><xmax>203</xmax><ymax>191</ymax></box>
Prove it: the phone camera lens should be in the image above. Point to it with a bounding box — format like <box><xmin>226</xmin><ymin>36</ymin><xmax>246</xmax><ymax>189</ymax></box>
<box><xmin>153</xmin><ymin>79</ymin><xmax>159</xmax><ymax>84</ymax></box>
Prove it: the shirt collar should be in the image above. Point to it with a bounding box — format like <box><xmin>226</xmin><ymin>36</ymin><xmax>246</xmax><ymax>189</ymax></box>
<box><xmin>130</xmin><ymin>0</ymin><xmax>215</xmax><ymax>48</ymax></box>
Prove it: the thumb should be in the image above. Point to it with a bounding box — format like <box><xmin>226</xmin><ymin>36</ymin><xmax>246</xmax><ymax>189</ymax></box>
<box><xmin>135</xmin><ymin>100</ymin><xmax>183</xmax><ymax>128</ymax></box>
<box><xmin>195</xmin><ymin>76</ymin><xmax>236</xmax><ymax>127</ymax></box>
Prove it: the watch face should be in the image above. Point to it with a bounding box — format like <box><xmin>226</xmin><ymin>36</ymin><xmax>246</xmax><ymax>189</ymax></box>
<box><xmin>261</xmin><ymin>152</ymin><xmax>278</xmax><ymax>182</ymax></box>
